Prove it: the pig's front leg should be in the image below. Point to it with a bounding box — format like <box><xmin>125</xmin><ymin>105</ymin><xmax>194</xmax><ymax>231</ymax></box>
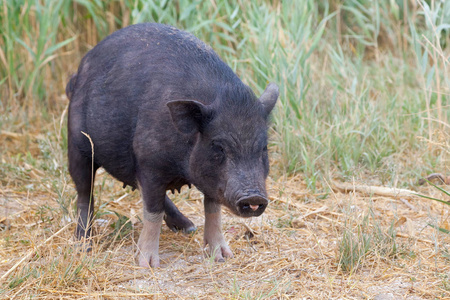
<box><xmin>136</xmin><ymin>179</ymin><xmax>164</xmax><ymax>268</ymax></box>
<box><xmin>204</xmin><ymin>199</ymin><xmax>233</xmax><ymax>262</ymax></box>
<box><xmin>137</xmin><ymin>210</ymin><xmax>163</xmax><ymax>268</ymax></box>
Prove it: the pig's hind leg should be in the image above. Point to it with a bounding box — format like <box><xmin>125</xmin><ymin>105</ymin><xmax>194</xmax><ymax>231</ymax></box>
<box><xmin>164</xmin><ymin>196</ymin><xmax>197</xmax><ymax>234</ymax></box>
<box><xmin>68</xmin><ymin>141</ymin><xmax>99</xmax><ymax>247</ymax></box>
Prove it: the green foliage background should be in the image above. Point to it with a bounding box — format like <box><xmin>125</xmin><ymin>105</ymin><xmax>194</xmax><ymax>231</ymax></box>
<box><xmin>0</xmin><ymin>0</ymin><xmax>449</xmax><ymax>189</ymax></box>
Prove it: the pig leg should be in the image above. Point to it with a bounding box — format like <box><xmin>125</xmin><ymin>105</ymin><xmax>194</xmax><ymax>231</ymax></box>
<box><xmin>137</xmin><ymin>210</ymin><xmax>164</xmax><ymax>268</ymax></box>
<box><xmin>136</xmin><ymin>178</ymin><xmax>164</xmax><ymax>268</ymax></box>
<box><xmin>203</xmin><ymin>199</ymin><xmax>233</xmax><ymax>262</ymax></box>
<box><xmin>164</xmin><ymin>196</ymin><xmax>197</xmax><ymax>234</ymax></box>
<box><xmin>68</xmin><ymin>141</ymin><xmax>98</xmax><ymax>244</ymax></box>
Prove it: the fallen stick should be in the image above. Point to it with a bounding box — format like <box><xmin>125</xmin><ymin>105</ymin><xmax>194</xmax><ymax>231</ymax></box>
<box><xmin>1</xmin><ymin>223</ymin><xmax>71</xmax><ymax>281</ymax></box>
<box><xmin>332</xmin><ymin>181</ymin><xmax>419</xmax><ymax>198</ymax></box>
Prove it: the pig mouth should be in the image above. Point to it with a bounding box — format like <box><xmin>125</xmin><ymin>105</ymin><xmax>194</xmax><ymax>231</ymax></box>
<box><xmin>233</xmin><ymin>195</ymin><xmax>268</xmax><ymax>217</ymax></box>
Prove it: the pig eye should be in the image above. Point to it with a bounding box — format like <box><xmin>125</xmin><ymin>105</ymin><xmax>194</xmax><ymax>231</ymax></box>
<box><xmin>211</xmin><ymin>141</ymin><xmax>225</xmax><ymax>161</ymax></box>
<box><xmin>263</xmin><ymin>145</ymin><xmax>268</xmax><ymax>152</ymax></box>
<box><xmin>211</xmin><ymin>142</ymin><xmax>224</xmax><ymax>154</ymax></box>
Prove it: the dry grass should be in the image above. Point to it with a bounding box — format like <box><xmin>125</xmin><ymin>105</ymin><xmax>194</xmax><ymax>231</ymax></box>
<box><xmin>1</xmin><ymin>168</ymin><xmax>449</xmax><ymax>299</ymax></box>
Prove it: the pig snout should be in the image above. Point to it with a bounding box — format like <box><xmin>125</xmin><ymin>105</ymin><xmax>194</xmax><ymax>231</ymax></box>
<box><xmin>236</xmin><ymin>194</ymin><xmax>268</xmax><ymax>217</ymax></box>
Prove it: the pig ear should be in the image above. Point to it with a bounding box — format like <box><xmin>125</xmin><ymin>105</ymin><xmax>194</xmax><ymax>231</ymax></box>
<box><xmin>259</xmin><ymin>83</ymin><xmax>279</xmax><ymax>117</ymax></box>
<box><xmin>167</xmin><ymin>100</ymin><xmax>213</xmax><ymax>134</ymax></box>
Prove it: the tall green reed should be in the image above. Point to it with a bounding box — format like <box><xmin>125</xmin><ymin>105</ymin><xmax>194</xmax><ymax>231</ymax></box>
<box><xmin>0</xmin><ymin>0</ymin><xmax>448</xmax><ymax>186</ymax></box>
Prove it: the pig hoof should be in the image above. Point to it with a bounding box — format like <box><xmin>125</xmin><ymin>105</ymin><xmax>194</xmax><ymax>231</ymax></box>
<box><xmin>182</xmin><ymin>226</ymin><xmax>197</xmax><ymax>234</ymax></box>
<box><xmin>164</xmin><ymin>215</ymin><xmax>197</xmax><ymax>234</ymax></box>
<box><xmin>217</xmin><ymin>248</ymin><xmax>234</xmax><ymax>262</ymax></box>
<box><xmin>74</xmin><ymin>239</ymin><xmax>92</xmax><ymax>253</ymax></box>
<box><xmin>137</xmin><ymin>254</ymin><xmax>160</xmax><ymax>268</ymax></box>
<box><xmin>208</xmin><ymin>244</ymin><xmax>234</xmax><ymax>262</ymax></box>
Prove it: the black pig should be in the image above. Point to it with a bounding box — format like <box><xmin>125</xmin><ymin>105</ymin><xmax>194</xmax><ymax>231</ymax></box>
<box><xmin>66</xmin><ymin>23</ymin><xmax>279</xmax><ymax>267</ymax></box>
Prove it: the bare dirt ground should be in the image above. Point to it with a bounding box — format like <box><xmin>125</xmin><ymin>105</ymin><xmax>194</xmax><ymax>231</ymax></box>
<box><xmin>1</xmin><ymin>172</ymin><xmax>449</xmax><ymax>299</ymax></box>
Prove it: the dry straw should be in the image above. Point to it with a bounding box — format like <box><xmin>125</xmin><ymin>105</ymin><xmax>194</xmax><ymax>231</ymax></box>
<box><xmin>1</xmin><ymin>173</ymin><xmax>449</xmax><ymax>298</ymax></box>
